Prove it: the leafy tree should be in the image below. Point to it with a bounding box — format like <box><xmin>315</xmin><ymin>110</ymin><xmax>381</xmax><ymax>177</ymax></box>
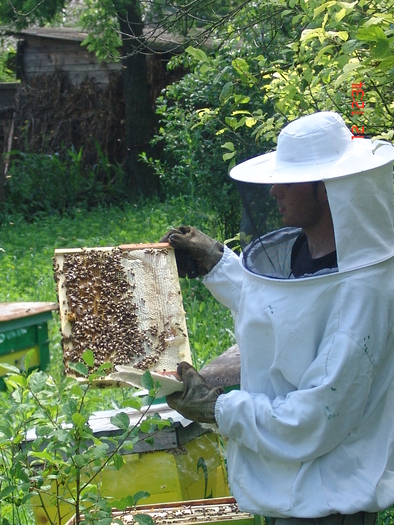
<box><xmin>186</xmin><ymin>0</ymin><xmax>394</xmax><ymax>166</ymax></box>
<box><xmin>145</xmin><ymin>0</ymin><xmax>394</xmax><ymax>234</ymax></box>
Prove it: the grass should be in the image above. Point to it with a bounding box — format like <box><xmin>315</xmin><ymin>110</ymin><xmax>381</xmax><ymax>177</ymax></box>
<box><xmin>0</xmin><ymin>198</ymin><xmax>235</xmax><ymax>405</ymax></box>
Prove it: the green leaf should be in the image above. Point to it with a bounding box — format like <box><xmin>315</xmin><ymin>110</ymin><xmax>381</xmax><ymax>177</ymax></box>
<box><xmin>74</xmin><ymin>454</ymin><xmax>88</xmax><ymax>467</ymax></box>
<box><xmin>301</xmin><ymin>28</ymin><xmax>326</xmax><ymax>43</ymax></box>
<box><xmin>356</xmin><ymin>26</ymin><xmax>387</xmax><ymax>42</ymax></box>
<box><xmin>232</xmin><ymin>58</ymin><xmax>254</xmax><ymax>84</ymax></box>
<box><xmin>28</xmin><ymin>370</ymin><xmax>48</xmax><ymax>392</ymax></box>
<box><xmin>112</xmin><ymin>453</ymin><xmax>124</xmax><ymax>470</ymax></box>
<box><xmin>134</xmin><ymin>491</ymin><xmax>150</xmax><ymax>505</ymax></box>
<box><xmin>145</xmin><ymin>437</ymin><xmax>154</xmax><ymax>447</ymax></box>
<box><xmin>221</xmin><ymin>142</ymin><xmax>235</xmax><ymax>152</ymax></box>
<box><xmin>200</xmin><ymin>64</ymin><xmax>213</xmax><ymax>75</ymax></box>
<box><xmin>82</xmin><ymin>350</ymin><xmax>95</xmax><ymax>368</ymax></box>
<box><xmin>72</xmin><ymin>413</ymin><xmax>89</xmax><ymax>427</ymax></box>
<box><xmin>223</xmin><ymin>152</ymin><xmax>236</xmax><ymax>162</ymax></box>
<box><xmin>134</xmin><ymin>514</ymin><xmax>155</xmax><ymax>525</ymax></box>
<box><xmin>313</xmin><ymin>1</ymin><xmax>336</xmax><ymax>19</ymax></box>
<box><xmin>68</xmin><ymin>362</ymin><xmax>89</xmax><ymax>377</ymax></box>
<box><xmin>36</xmin><ymin>424</ymin><xmax>55</xmax><ymax>437</ymax></box>
<box><xmin>327</xmin><ymin>30</ymin><xmax>348</xmax><ymax>42</ymax></box>
<box><xmin>122</xmin><ymin>397</ymin><xmax>143</xmax><ymax>410</ymax></box>
<box><xmin>5</xmin><ymin>374</ymin><xmax>27</xmax><ymax>387</ymax></box>
<box><xmin>245</xmin><ymin>117</ymin><xmax>257</xmax><ymax>128</ymax></box>
<box><xmin>1</xmin><ymin>364</ymin><xmax>21</xmax><ymax>374</ymax></box>
<box><xmin>24</xmin><ymin>348</ymin><xmax>35</xmax><ymax>371</ymax></box>
<box><xmin>0</xmin><ymin>486</ymin><xmax>17</xmax><ymax>499</ymax></box>
<box><xmin>233</xmin><ymin>94</ymin><xmax>250</xmax><ymax>104</ymax></box>
<box><xmin>186</xmin><ymin>46</ymin><xmax>209</xmax><ymax>62</ymax></box>
<box><xmin>371</xmin><ymin>39</ymin><xmax>390</xmax><ymax>58</ymax></box>
<box><xmin>28</xmin><ymin>450</ymin><xmax>58</xmax><ymax>463</ymax></box>
<box><xmin>232</xmin><ymin>58</ymin><xmax>249</xmax><ymax>73</ymax></box>
<box><xmin>335</xmin><ymin>8</ymin><xmax>347</xmax><ymax>22</ymax></box>
<box><xmin>112</xmin><ymin>495</ymin><xmax>136</xmax><ymax>511</ymax></box>
<box><xmin>376</xmin><ymin>56</ymin><xmax>394</xmax><ymax>71</ymax></box>
<box><xmin>336</xmin><ymin>55</ymin><xmax>350</xmax><ymax>68</ymax></box>
<box><xmin>110</xmin><ymin>412</ymin><xmax>130</xmax><ymax>431</ymax></box>
<box><xmin>96</xmin><ymin>362</ymin><xmax>113</xmax><ymax>373</ymax></box>
<box><xmin>219</xmin><ymin>82</ymin><xmax>233</xmax><ymax>103</ymax></box>
<box><xmin>141</xmin><ymin>370</ymin><xmax>154</xmax><ymax>391</ymax></box>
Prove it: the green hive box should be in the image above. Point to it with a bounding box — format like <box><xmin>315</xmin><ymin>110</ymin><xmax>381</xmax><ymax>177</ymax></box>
<box><xmin>0</xmin><ymin>302</ymin><xmax>58</xmax><ymax>387</ymax></box>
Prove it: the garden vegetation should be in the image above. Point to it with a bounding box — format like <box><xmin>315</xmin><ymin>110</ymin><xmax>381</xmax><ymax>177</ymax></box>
<box><xmin>1</xmin><ymin>0</ymin><xmax>394</xmax><ymax>522</ymax></box>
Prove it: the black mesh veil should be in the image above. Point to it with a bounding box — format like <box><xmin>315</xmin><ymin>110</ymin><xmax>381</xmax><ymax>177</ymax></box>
<box><xmin>237</xmin><ymin>180</ymin><xmax>281</xmax><ymax>248</ymax></box>
<box><xmin>236</xmin><ymin>181</ymin><xmax>299</xmax><ymax>277</ymax></box>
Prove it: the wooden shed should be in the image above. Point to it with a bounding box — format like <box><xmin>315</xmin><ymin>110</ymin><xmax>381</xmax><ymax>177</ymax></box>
<box><xmin>0</xmin><ymin>26</ymin><xmax>187</xmax><ymax>185</ymax></box>
<box><xmin>12</xmin><ymin>26</ymin><xmax>184</xmax><ymax>87</ymax></box>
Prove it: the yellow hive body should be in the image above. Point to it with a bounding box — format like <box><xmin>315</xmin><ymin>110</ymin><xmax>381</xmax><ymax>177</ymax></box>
<box><xmin>30</xmin><ymin>405</ymin><xmax>231</xmax><ymax>525</ymax></box>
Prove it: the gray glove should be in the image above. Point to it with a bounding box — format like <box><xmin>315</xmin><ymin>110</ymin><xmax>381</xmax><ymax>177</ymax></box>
<box><xmin>166</xmin><ymin>362</ymin><xmax>224</xmax><ymax>424</ymax></box>
<box><xmin>160</xmin><ymin>226</ymin><xmax>224</xmax><ymax>277</ymax></box>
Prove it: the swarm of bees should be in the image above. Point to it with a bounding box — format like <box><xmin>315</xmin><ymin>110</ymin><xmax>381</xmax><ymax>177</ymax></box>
<box><xmin>53</xmin><ymin>245</ymin><xmax>191</xmax><ymax>377</ymax></box>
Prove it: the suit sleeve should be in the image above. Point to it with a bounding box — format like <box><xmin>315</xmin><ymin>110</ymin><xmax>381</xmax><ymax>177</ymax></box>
<box><xmin>203</xmin><ymin>246</ymin><xmax>244</xmax><ymax>314</ymax></box>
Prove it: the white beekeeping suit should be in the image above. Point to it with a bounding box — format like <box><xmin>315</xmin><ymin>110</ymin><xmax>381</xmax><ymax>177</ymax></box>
<box><xmin>205</xmin><ymin>112</ymin><xmax>394</xmax><ymax>518</ymax></box>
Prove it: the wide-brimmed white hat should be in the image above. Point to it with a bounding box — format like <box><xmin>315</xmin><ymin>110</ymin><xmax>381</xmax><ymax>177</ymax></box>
<box><xmin>230</xmin><ymin>111</ymin><xmax>394</xmax><ymax>184</ymax></box>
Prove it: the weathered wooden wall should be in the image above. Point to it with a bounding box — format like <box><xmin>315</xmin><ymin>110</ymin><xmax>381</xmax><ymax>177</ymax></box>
<box><xmin>17</xmin><ymin>31</ymin><xmax>121</xmax><ymax>86</ymax></box>
<box><xmin>0</xmin><ymin>27</ymin><xmax>186</xmax><ymax>187</ymax></box>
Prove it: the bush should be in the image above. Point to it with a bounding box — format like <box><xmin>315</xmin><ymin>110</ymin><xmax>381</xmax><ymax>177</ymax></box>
<box><xmin>3</xmin><ymin>145</ymin><xmax>128</xmax><ymax>221</ymax></box>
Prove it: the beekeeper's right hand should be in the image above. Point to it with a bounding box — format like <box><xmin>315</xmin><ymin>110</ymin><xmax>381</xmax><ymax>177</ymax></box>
<box><xmin>160</xmin><ymin>226</ymin><xmax>224</xmax><ymax>278</ymax></box>
<box><xmin>166</xmin><ymin>361</ymin><xmax>224</xmax><ymax>424</ymax></box>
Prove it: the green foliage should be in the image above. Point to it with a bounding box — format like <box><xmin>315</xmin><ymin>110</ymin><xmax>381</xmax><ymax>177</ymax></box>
<box><xmin>146</xmin><ymin>0</ymin><xmax>394</xmax><ymax>242</ymax></box>
<box><xmin>379</xmin><ymin>508</ymin><xmax>394</xmax><ymax>525</ymax></box>
<box><xmin>143</xmin><ymin>0</ymin><xmax>246</xmax><ymax>37</ymax></box>
<box><xmin>183</xmin><ymin>0</ymin><xmax>394</xmax><ymax>168</ymax></box>
<box><xmin>0</xmin><ymin>43</ymin><xmax>17</xmax><ymax>82</ymax></box>
<box><xmin>80</xmin><ymin>0</ymin><xmax>122</xmax><ymax>61</ymax></box>
<box><xmin>0</xmin><ymin>349</ymin><xmax>168</xmax><ymax>524</ymax></box>
<box><xmin>0</xmin><ymin>0</ymin><xmax>67</xmax><ymax>29</ymax></box>
<box><xmin>144</xmin><ymin>38</ymin><xmax>272</xmax><ymax>238</ymax></box>
<box><xmin>3</xmin><ymin>145</ymin><xmax>128</xmax><ymax>221</ymax></box>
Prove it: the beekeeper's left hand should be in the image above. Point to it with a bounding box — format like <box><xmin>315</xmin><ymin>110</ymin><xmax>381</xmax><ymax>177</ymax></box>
<box><xmin>166</xmin><ymin>362</ymin><xmax>224</xmax><ymax>424</ymax></box>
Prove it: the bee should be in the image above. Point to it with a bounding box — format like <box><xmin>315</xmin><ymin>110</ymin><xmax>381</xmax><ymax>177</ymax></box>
<box><xmin>66</xmin><ymin>311</ymin><xmax>77</xmax><ymax>322</ymax></box>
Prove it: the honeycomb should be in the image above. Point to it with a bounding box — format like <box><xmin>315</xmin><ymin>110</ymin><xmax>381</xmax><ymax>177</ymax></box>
<box><xmin>53</xmin><ymin>244</ymin><xmax>191</xmax><ymax>376</ymax></box>
<box><xmin>117</xmin><ymin>501</ymin><xmax>252</xmax><ymax>524</ymax></box>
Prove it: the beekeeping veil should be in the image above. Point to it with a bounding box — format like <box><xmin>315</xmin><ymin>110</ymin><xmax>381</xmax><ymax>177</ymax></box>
<box><xmin>229</xmin><ymin>111</ymin><xmax>394</xmax><ymax>276</ymax></box>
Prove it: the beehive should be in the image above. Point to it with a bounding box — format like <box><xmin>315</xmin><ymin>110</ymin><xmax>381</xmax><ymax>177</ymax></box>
<box><xmin>53</xmin><ymin>243</ymin><xmax>191</xmax><ymax>378</ymax></box>
<box><xmin>65</xmin><ymin>498</ymin><xmax>254</xmax><ymax>525</ymax></box>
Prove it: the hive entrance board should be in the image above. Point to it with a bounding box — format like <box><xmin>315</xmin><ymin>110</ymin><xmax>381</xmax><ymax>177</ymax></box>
<box><xmin>54</xmin><ymin>243</ymin><xmax>191</xmax><ymax>389</ymax></box>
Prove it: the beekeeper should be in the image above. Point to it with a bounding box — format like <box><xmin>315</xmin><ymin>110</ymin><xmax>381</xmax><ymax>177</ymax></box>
<box><xmin>163</xmin><ymin>111</ymin><xmax>394</xmax><ymax>525</ymax></box>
